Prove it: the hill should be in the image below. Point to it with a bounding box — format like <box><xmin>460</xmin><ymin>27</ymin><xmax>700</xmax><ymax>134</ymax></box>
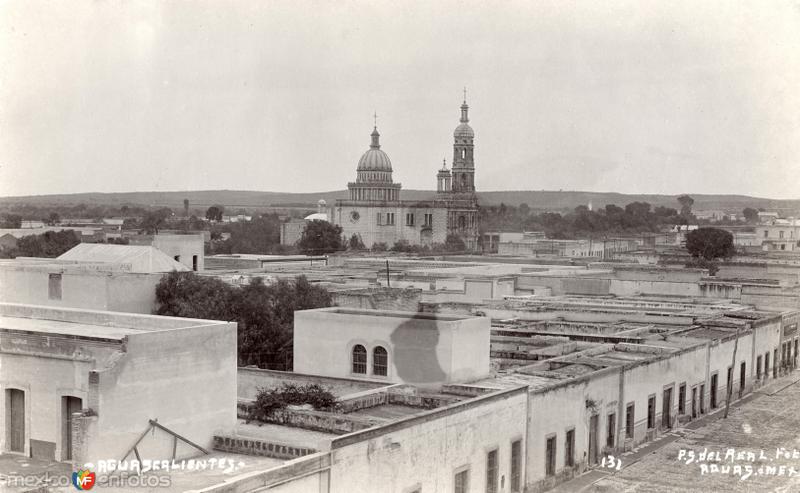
<box><xmin>1</xmin><ymin>189</ymin><xmax>798</xmax><ymax>214</ymax></box>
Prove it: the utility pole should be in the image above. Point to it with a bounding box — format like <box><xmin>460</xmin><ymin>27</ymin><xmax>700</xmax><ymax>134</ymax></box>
<box><xmin>724</xmin><ymin>326</ymin><xmax>741</xmax><ymax>419</ymax></box>
<box><xmin>385</xmin><ymin>259</ymin><xmax>390</xmax><ymax>288</ymax></box>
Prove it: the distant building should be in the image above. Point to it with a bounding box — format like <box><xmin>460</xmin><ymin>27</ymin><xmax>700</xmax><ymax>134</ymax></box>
<box><xmin>756</xmin><ymin>219</ymin><xmax>800</xmax><ymax>251</ymax></box>
<box><xmin>0</xmin><ymin>244</ymin><xmax>188</xmax><ymax>313</ymax></box>
<box><xmin>328</xmin><ymin>97</ymin><xmax>479</xmax><ymax>251</ymax></box>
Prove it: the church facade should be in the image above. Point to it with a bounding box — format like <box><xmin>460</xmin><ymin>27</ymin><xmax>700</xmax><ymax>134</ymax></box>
<box><xmin>330</xmin><ymin>98</ymin><xmax>479</xmax><ymax>251</ymax></box>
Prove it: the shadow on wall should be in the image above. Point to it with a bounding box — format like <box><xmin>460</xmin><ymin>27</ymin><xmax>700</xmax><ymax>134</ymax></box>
<box><xmin>390</xmin><ymin>314</ymin><xmax>447</xmax><ymax>385</ymax></box>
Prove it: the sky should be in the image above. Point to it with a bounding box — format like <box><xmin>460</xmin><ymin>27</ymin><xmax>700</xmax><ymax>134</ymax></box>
<box><xmin>1</xmin><ymin>0</ymin><xmax>799</xmax><ymax>199</ymax></box>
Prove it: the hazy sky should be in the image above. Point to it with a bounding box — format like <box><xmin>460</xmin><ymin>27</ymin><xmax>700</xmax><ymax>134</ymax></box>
<box><xmin>1</xmin><ymin>0</ymin><xmax>799</xmax><ymax>198</ymax></box>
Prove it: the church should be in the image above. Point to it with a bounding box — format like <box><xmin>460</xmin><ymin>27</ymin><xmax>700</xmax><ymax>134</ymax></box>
<box><xmin>329</xmin><ymin>96</ymin><xmax>479</xmax><ymax>251</ymax></box>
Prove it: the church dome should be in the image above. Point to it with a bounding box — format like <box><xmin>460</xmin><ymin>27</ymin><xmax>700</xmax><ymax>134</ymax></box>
<box><xmin>453</xmin><ymin>101</ymin><xmax>474</xmax><ymax>139</ymax></box>
<box><xmin>454</xmin><ymin>122</ymin><xmax>474</xmax><ymax>139</ymax></box>
<box><xmin>357</xmin><ymin>126</ymin><xmax>393</xmax><ymax>171</ymax></box>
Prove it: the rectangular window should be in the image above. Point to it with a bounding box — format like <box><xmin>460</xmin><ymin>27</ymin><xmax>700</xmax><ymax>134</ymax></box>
<box><xmin>780</xmin><ymin>230</ymin><xmax>785</xmax><ymax>239</ymax></box>
<box><xmin>454</xmin><ymin>468</ymin><xmax>469</xmax><ymax>493</ymax></box>
<box><xmin>406</xmin><ymin>213</ymin><xmax>415</xmax><ymax>226</ymax></box>
<box><xmin>647</xmin><ymin>395</ymin><xmax>656</xmax><ymax>429</ymax></box>
<box><xmin>377</xmin><ymin>213</ymin><xmax>383</xmax><ymax>226</ymax></box>
<box><xmin>545</xmin><ymin>436</ymin><xmax>556</xmax><ymax>476</ymax></box>
<box><xmin>486</xmin><ymin>449</ymin><xmax>498</xmax><ymax>493</ymax></box>
<box><xmin>565</xmin><ymin>429</ymin><xmax>575</xmax><ymax>467</ymax></box>
<box><xmin>424</xmin><ymin>213</ymin><xmax>433</xmax><ymax>227</ymax></box>
<box><xmin>625</xmin><ymin>403</ymin><xmax>635</xmax><ymax>438</ymax></box>
<box><xmin>510</xmin><ymin>440</ymin><xmax>521</xmax><ymax>492</ymax></box>
<box><xmin>606</xmin><ymin>413</ymin><xmax>615</xmax><ymax>448</ymax></box>
<box><xmin>757</xmin><ymin>355</ymin><xmax>762</xmax><ymax>379</ymax></box>
<box><xmin>764</xmin><ymin>230</ymin><xmax>769</xmax><ymax>238</ymax></box>
<box><xmin>48</xmin><ymin>273</ymin><xmax>62</xmax><ymax>300</ymax></box>
<box><xmin>678</xmin><ymin>383</ymin><xmax>686</xmax><ymax>415</ymax></box>
<box><xmin>174</xmin><ymin>255</ymin><xmax>180</xmax><ymax>262</ymax></box>
<box><xmin>387</xmin><ymin>213</ymin><xmax>395</xmax><ymax>225</ymax></box>
<box><xmin>192</xmin><ymin>255</ymin><xmax>198</xmax><ymax>271</ymax></box>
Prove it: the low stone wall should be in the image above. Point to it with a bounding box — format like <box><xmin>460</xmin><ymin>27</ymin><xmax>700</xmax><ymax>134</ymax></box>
<box><xmin>238</xmin><ymin>400</ymin><xmax>382</xmax><ymax>434</ymax></box>
<box><xmin>213</xmin><ymin>435</ymin><xmax>315</xmax><ymax>460</ymax></box>
<box><xmin>238</xmin><ymin>367</ymin><xmax>387</xmax><ymax>400</ymax></box>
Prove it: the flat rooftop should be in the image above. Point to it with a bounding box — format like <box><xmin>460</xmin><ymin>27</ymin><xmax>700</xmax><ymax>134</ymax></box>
<box><xmin>305</xmin><ymin>307</ymin><xmax>475</xmax><ymax>322</ymax></box>
<box><xmin>0</xmin><ymin>303</ymin><xmax>229</xmax><ymax>339</ymax></box>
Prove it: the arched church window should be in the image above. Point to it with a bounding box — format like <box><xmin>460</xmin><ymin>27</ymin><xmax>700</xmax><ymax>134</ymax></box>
<box><xmin>461</xmin><ymin>149</ymin><xmax>466</xmax><ymax>159</ymax></box>
<box><xmin>352</xmin><ymin>345</ymin><xmax>367</xmax><ymax>374</ymax></box>
<box><xmin>458</xmin><ymin>216</ymin><xmax>466</xmax><ymax>229</ymax></box>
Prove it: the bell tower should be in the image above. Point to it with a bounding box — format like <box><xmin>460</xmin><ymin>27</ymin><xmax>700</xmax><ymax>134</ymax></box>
<box><xmin>452</xmin><ymin>89</ymin><xmax>475</xmax><ymax>194</ymax></box>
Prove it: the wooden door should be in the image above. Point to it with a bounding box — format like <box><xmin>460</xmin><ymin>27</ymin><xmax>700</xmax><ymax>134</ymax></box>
<box><xmin>62</xmin><ymin>396</ymin><xmax>82</xmax><ymax>460</ymax></box>
<box><xmin>7</xmin><ymin>389</ymin><xmax>24</xmax><ymax>453</ymax></box>
<box><xmin>588</xmin><ymin>414</ymin><xmax>599</xmax><ymax>465</ymax></box>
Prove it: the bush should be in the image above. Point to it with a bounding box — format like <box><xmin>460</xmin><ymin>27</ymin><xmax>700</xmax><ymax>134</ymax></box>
<box><xmin>371</xmin><ymin>242</ymin><xmax>388</xmax><ymax>252</ymax></box>
<box><xmin>248</xmin><ymin>383</ymin><xmax>337</xmax><ymax>422</ymax></box>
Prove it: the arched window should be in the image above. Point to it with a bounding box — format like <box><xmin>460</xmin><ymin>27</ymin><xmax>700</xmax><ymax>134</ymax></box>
<box><xmin>373</xmin><ymin>346</ymin><xmax>388</xmax><ymax>376</ymax></box>
<box><xmin>352</xmin><ymin>345</ymin><xmax>367</xmax><ymax>374</ymax></box>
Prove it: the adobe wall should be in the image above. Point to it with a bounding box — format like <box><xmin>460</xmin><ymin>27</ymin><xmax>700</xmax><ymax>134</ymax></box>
<box><xmin>86</xmin><ymin>323</ymin><xmax>237</xmax><ymax>461</ymax></box>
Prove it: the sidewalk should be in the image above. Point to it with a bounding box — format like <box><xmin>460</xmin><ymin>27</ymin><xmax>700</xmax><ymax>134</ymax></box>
<box><xmin>548</xmin><ymin>371</ymin><xmax>800</xmax><ymax>493</ymax></box>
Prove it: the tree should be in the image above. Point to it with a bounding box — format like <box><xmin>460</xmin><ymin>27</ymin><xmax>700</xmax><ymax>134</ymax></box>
<box><xmin>154</xmin><ymin>272</ymin><xmax>331</xmax><ymax>370</ymax></box>
<box><xmin>183</xmin><ymin>198</ymin><xmax>190</xmax><ymax>217</ymax></box>
<box><xmin>45</xmin><ymin>212</ymin><xmax>60</xmax><ymax>226</ymax></box>
<box><xmin>205</xmin><ymin>205</ymin><xmax>224</xmax><ymax>222</ymax></box>
<box><xmin>0</xmin><ymin>214</ymin><xmax>22</xmax><ymax>229</ymax></box>
<box><xmin>15</xmin><ymin>230</ymin><xmax>80</xmax><ymax>258</ymax></box>
<box><xmin>140</xmin><ymin>208</ymin><xmax>172</xmax><ymax>234</ymax></box>
<box><xmin>742</xmin><ymin>207</ymin><xmax>759</xmax><ymax>223</ymax></box>
<box><xmin>686</xmin><ymin>227</ymin><xmax>735</xmax><ymax>261</ymax></box>
<box><xmin>677</xmin><ymin>194</ymin><xmax>695</xmax><ymax>217</ymax></box>
<box><xmin>297</xmin><ymin>220</ymin><xmax>343</xmax><ymax>254</ymax></box>
<box><xmin>348</xmin><ymin>234</ymin><xmax>366</xmax><ymax>250</ymax></box>
<box><xmin>444</xmin><ymin>234</ymin><xmax>466</xmax><ymax>252</ymax></box>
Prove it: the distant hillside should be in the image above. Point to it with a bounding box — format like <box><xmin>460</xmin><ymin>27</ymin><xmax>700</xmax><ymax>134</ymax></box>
<box><xmin>1</xmin><ymin>189</ymin><xmax>798</xmax><ymax>214</ymax></box>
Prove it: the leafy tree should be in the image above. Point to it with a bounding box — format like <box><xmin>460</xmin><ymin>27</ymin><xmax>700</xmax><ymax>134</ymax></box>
<box><xmin>205</xmin><ymin>205</ymin><xmax>224</xmax><ymax>222</ymax></box>
<box><xmin>122</xmin><ymin>218</ymin><xmax>139</xmax><ymax>230</ymax></box>
<box><xmin>154</xmin><ymin>272</ymin><xmax>331</xmax><ymax>370</ymax></box>
<box><xmin>742</xmin><ymin>207</ymin><xmax>759</xmax><ymax>223</ymax></box>
<box><xmin>0</xmin><ymin>214</ymin><xmax>22</xmax><ymax>228</ymax></box>
<box><xmin>677</xmin><ymin>194</ymin><xmax>694</xmax><ymax>217</ymax></box>
<box><xmin>444</xmin><ymin>234</ymin><xmax>466</xmax><ymax>252</ymax></box>
<box><xmin>15</xmin><ymin>230</ymin><xmax>80</xmax><ymax>257</ymax></box>
<box><xmin>685</xmin><ymin>227</ymin><xmax>735</xmax><ymax>261</ymax></box>
<box><xmin>297</xmin><ymin>220</ymin><xmax>343</xmax><ymax>254</ymax></box>
<box><xmin>140</xmin><ymin>208</ymin><xmax>173</xmax><ymax>234</ymax></box>
<box><xmin>208</xmin><ymin>214</ymin><xmax>282</xmax><ymax>254</ymax></box>
<box><xmin>348</xmin><ymin>234</ymin><xmax>366</xmax><ymax>250</ymax></box>
<box><xmin>247</xmin><ymin>383</ymin><xmax>336</xmax><ymax>422</ymax></box>
<box><xmin>45</xmin><ymin>212</ymin><xmax>60</xmax><ymax>226</ymax></box>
